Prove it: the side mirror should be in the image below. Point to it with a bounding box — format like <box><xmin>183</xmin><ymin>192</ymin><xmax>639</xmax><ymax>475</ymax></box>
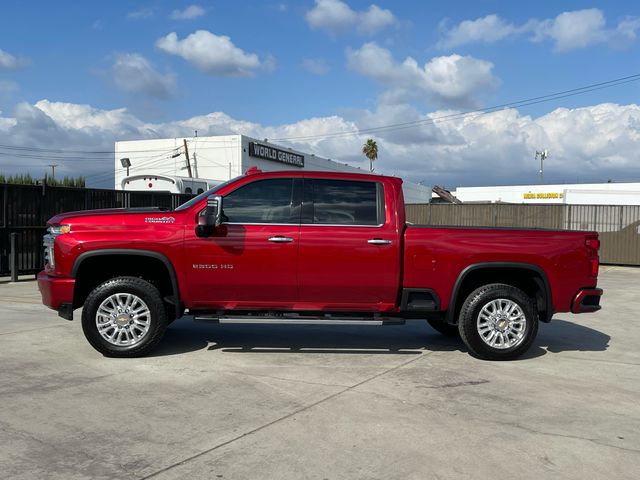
<box><xmin>196</xmin><ymin>195</ymin><xmax>223</xmax><ymax>237</ymax></box>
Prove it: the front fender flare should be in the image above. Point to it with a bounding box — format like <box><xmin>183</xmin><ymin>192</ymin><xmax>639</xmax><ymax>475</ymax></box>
<box><xmin>71</xmin><ymin>249</ymin><xmax>182</xmax><ymax>318</ymax></box>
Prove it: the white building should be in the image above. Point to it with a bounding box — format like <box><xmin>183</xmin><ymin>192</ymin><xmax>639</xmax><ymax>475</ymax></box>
<box><xmin>114</xmin><ymin>134</ymin><xmax>432</xmax><ymax>203</ymax></box>
<box><xmin>447</xmin><ymin>182</ymin><xmax>640</xmax><ymax>205</ymax></box>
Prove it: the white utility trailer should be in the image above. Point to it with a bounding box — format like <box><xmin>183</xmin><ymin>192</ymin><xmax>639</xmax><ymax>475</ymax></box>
<box><xmin>121</xmin><ymin>175</ymin><xmax>222</xmax><ymax>194</ymax></box>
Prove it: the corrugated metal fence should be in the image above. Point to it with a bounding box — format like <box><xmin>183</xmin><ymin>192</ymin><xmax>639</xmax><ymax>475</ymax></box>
<box><xmin>406</xmin><ymin>203</ymin><xmax>640</xmax><ymax>266</ymax></box>
<box><xmin>0</xmin><ymin>184</ymin><xmax>192</xmax><ymax>276</ymax></box>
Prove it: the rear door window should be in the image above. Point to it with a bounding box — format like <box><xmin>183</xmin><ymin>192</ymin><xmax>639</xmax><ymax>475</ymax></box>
<box><xmin>305</xmin><ymin>179</ymin><xmax>383</xmax><ymax>226</ymax></box>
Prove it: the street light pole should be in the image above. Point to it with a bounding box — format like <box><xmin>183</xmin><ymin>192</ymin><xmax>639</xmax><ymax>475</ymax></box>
<box><xmin>535</xmin><ymin>150</ymin><xmax>548</xmax><ymax>184</ymax></box>
<box><xmin>120</xmin><ymin>158</ymin><xmax>131</xmax><ymax>177</ymax></box>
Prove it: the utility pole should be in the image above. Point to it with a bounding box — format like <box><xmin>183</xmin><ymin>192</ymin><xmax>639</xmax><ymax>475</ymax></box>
<box><xmin>193</xmin><ymin>131</ymin><xmax>199</xmax><ymax>177</ymax></box>
<box><xmin>183</xmin><ymin>139</ymin><xmax>192</xmax><ymax>178</ymax></box>
<box><xmin>47</xmin><ymin>164</ymin><xmax>58</xmax><ymax>182</ymax></box>
<box><xmin>535</xmin><ymin>150</ymin><xmax>548</xmax><ymax>184</ymax></box>
<box><xmin>192</xmin><ymin>152</ymin><xmax>198</xmax><ymax>178</ymax></box>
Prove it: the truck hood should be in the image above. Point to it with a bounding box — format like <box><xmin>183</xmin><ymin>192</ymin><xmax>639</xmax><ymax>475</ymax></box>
<box><xmin>47</xmin><ymin>207</ymin><xmax>170</xmax><ymax>225</ymax></box>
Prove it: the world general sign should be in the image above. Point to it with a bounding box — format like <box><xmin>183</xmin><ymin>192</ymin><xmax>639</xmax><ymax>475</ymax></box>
<box><xmin>248</xmin><ymin>142</ymin><xmax>304</xmax><ymax>167</ymax></box>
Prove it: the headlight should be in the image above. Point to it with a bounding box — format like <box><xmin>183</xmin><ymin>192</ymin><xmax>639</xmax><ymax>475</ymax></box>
<box><xmin>48</xmin><ymin>224</ymin><xmax>71</xmax><ymax>235</ymax></box>
<box><xmin>43</xmin><ymin>224</ymin><xmax>69</xmax><ymax>269</ymax></box>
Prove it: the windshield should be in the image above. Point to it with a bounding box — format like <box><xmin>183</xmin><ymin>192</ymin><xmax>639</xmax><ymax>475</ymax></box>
<box><xmin>174</xmin><ymin>176</ymin><xmax>240</xmax><ymax>211</ymax></box>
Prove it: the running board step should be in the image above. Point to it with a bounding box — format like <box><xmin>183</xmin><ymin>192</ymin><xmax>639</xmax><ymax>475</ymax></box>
<box><xmin>193</xmin><ymin>315</ymin><xmax>405</xmax><ymax>326</ymax></box>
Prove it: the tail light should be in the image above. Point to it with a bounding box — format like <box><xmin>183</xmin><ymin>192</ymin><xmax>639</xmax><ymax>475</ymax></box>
<box><xmin>589</xmin><ymin>258</ymin><xmax>599</xmax><ymax>277</ymax></box>
<box><xmin>586</xmin><ymin>236</ymin><xmax>600</xmax><ymax>277</ymax></box>
<box><xmin>586</xmin><ymin>238</ymin><xmax>600</xmax><ymax>252</ymax></box>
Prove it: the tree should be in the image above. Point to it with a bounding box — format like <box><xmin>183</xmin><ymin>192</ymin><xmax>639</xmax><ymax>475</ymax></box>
<box><xmin>362</xmin><ymin>138</ymin><xmax>378</xmax><ymax>173</ymax></box>
<box><xmin>0</xmin><ymin>172</ymin><xmax>85</xmax><ymax>187</ymax></box>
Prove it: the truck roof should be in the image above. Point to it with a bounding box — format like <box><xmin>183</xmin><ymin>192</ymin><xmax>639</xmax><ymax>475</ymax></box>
<box><xmin>242</xmin><ymin>169</ymin><xmax>403</xmax><ymax>184</ymax></box>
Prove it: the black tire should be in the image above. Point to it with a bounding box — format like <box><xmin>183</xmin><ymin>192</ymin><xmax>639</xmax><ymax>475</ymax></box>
<box><xmin>458</xmin><ymin>283</ymin><xmax>538</xmax><ymax>361</ymax></box>
<box><xmin>427</xmin><ymin>319</ymin><xmax>460</xmax><ymax>337</ymax></box>
<box><xmin>81</xmin><ymin>276</ymin><xmax>168</xmax><ymax>358</ymax></box>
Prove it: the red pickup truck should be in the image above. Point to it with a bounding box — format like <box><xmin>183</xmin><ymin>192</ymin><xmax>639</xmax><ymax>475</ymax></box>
<box><xmin>38</xmin><ymin>169</ymin><xmax>602</xmax><ymax>360</ymax></box>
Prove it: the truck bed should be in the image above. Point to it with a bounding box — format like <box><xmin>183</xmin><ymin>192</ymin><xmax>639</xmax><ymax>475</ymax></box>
<box><xmin>403</xmin><ymin>225</ymin><xmax>599</xmax><ymax>313</ymax></box>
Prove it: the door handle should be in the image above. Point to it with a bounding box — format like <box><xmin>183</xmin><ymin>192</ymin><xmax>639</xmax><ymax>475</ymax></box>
<box><xmin>268</xmin><ymin>236</ymin><xmax>294</xmax><ymax>243</ymax></box>
<box><xmin>368</xmin><ymin>238</ymin><xmax>392</xmax><ymax>245</ymax></box>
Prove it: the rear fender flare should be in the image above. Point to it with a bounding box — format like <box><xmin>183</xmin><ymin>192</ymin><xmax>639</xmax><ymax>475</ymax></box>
<box><xmin>447</xmin><ymin>262</ymin><xmax>553</xmax><ymax>323</ymax></box>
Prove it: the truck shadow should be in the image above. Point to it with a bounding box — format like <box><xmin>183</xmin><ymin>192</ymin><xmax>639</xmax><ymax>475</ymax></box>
<box><xmin>533</xmin><ymin>318</ymin><xmax>610</xmax><ymax>354</ymax></box>
<box><xmin>150</xmin><ymin>317</ymin><xmax>610</xmax><ymax>358</ymax></box>
<box><xmin>152</xmin><ymin>319</ymin><xmax>461</xmax><ymax>356</ymax></box>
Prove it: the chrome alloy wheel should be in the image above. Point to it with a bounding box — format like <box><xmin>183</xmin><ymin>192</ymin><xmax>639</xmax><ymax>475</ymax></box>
<box><xmin>476</xmin><ymin>298</ymin><xmax>527</xmax><ymax>350</ymax></box>
<box><xmin>95</xmin><ymin>293</ymin><xmax>151</xmax><ymax>347</ymax></box>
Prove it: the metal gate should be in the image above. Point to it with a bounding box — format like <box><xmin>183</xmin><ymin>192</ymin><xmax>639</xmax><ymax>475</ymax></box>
<box><xmin>0</xmin><ymin>184</ymin><xmax>192</xmax><ymax>276</ymax></box>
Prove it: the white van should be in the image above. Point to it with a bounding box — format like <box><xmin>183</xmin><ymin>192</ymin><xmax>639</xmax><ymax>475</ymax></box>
<box><xmin>121</xmin><ymin>175</ymin><xmax>222</xmax><ymax>194</ymax></box>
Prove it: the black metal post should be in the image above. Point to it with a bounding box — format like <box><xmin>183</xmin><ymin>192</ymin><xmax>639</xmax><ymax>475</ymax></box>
<box><xmin>10</xmin><ymin>232</ymin><xmax>18</xmax><ymax>282</ymax></box>
<box><xmin>2</xmin><ymin>184</ymin><xmax>7</xmax><ymax>228</ymax></box>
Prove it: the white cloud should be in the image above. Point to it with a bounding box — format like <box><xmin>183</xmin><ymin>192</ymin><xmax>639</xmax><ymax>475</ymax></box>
<box><xmin>126</xmin><ymin>8</ymin><xmax>154</xmax><ymax>19</ymax></box>
<box><xmin>359</xmin><ymin>5</ymin><xmax>396</xmax><ymax>34</ymax></box>
<box><xmin>0</xmin><ymin>48</ymin><xmax>28</xmax><ymax>69</ymax></box>
<box><xmin>532</xmin><ymin>8</ymin><xmax>607</xmax><ymax>51</ymax></box>
<box><xmin>423</xmin><ymin>55</ymin><xmax>498</xmax><ymax>106</ymax></box>
<box><xmin>346</xmin><ymin>43</ymin><xmax>498</xmax><ymax>108</ymax></box>
<box><xmin>109</xmin><ymin>53</ymin><xmax>176</xmax><ymax>99</ymax></box>
<box><xmin>302</xmin><ymin>58</ymin><xmax>330</xmax><ymax>75</ymax></box>
<box><xmin>0</xmin><ymin>80</ymin><xmax>18</xmax><ymax>99</ymax></box>
<box><xmin>169</xmin><ymin>4</ymin><xmax>205</xmax><ymax>20</ymax></box>
<box><xmin>156</xmin><ymin>30</ymin><xmax>262</xmax><ymax>77</ymax></box>
<box><xmin>438</xmin><ymin>9</ymin><xmax>640</xmax><ymax>51</ymax></box>
<box><xmin>340</xmin><ymin>102</ymin><xmax>640</xmax><ymax>186</ymax></box>
<box><xmin>32</xmin><ymin>100</ymin><xmax>144</xmax><ymax>132</ymax></box>
<box><xmin>306</xmin><ymin>0</ymin><xmax>396</xmax><ymax>36</ymax></box>
<box><xmin>615</xmin><ymin>16</ymin><xmax>640</xmax><ymax>43</ymax></box>
<box><xmin>3</xmin><ymin>98</ymin><xmax>639</xmax><ymax>187</ymax></box>
<box><xmin>437</xmin><ymin>14</ymin><xmax>524</xmax><ymax>49</ymax></box>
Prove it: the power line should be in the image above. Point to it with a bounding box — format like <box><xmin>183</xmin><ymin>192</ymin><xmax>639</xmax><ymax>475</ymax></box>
<box><xmin>271</xmin><ymin>73</ymin><xmax>640</xmax><ymax>142</ymax></box>
<box><xmin>0</xmin><ymin>143</ymin><xmax>260</xmax><ymax>164</ymax></box>
<box><xmin>83</xmin><ymin>151</ymin><xmax>188</xmax><ymax>181</ymax></box>
<box><xmin>0</xmin><ymin>147</ymin><xmax>184</xmax><ymax>163</ymax></box>
<box><xmin>2</xmin><ymin>71</ymin><xmax>639</xmax><ymax>181</ymax></box>
<box><xmin>80</xmin><ymin>147</ymin><xmax>234</xmax><ymax>184</ymax></box>
<box><xmin>0</xmin><ymin>144</ymin><xmax>183</xmax><ymax>155</ymax></box>
<box><xmin>0</xmin><ymin>73</ymin><xmax>637</xmax><ymax>157</ymax></box>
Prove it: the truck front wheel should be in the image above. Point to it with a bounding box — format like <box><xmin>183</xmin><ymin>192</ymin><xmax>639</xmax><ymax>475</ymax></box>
<box><xmin>81</xmin><ymin>276</ymin><xmax>168</xmax><ymax>357</ymax></box>
<box><xmin>458</xmin><ymin>283</ymin><xmax>538</xmax><ymax>361</ymax></box>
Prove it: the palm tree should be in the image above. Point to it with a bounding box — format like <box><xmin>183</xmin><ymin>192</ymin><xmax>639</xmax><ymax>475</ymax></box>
<box><xmin>362</xmin><ymin>138</ymin><xmax>378</xmax><ymax>172</ymax></box>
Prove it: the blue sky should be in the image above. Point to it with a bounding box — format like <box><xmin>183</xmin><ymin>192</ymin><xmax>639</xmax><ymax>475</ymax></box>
<box><xmin>1</xmin><ymin>1</ymin><xmax>640</xmax><ymax>187</ymax></box>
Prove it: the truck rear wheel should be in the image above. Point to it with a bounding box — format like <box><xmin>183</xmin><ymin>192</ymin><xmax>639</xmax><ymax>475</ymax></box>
<box><xmin>458</xmin><ymin>283</ymin><xmax>538</xmax><ymax>361</ymax></box>
<box><xmin>81</xmin><ymin>276</ymin><xmax>168</xmax><ymax>357</ymax></box>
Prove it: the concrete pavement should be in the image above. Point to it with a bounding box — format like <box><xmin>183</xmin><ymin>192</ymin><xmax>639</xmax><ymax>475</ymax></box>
<box><xmin>0</xmin><ymin>266</ymin><xmax>638</xmax><ymax>479</ymax></box>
